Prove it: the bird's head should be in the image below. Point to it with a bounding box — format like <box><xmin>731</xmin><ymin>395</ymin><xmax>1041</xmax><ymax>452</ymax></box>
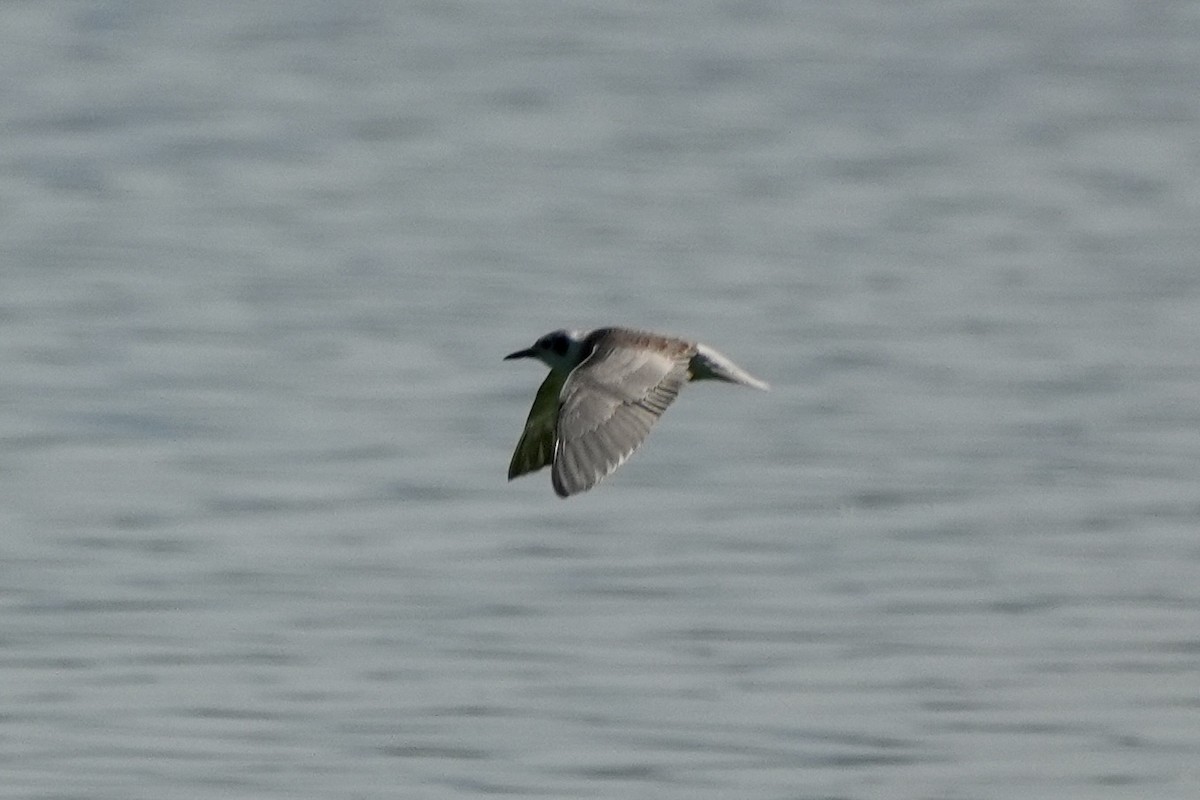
<box><xmin>504</xmin><ymin>329</ymin><xmax>590</xmax><ymax>371</ymax></box>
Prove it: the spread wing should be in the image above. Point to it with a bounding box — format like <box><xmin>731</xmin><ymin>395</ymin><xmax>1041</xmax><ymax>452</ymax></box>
<box><xmin>508</xmin><ymin>371</ymin><xmax>566</xmax><ymax>480</ymax></box>
<box><xmin>551</xmin><ymin>340</ymin><xmax>692</xmax><ymax>497</ymax></box>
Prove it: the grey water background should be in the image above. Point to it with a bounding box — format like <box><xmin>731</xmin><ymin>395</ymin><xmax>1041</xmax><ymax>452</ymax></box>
<box><xmin>3</xmin><ymin>1</ymin><xmax>1199</xmax><ymax>798</ymax></box>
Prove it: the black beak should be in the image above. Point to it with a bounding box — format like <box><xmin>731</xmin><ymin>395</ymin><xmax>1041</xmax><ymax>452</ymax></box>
<box><xmin>504</xmin><ymin>347</ymin><xmax>536</xmax><ymax>361</ymax></box>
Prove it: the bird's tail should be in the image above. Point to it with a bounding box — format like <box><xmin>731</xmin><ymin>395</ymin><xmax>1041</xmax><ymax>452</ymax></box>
<box><xmin>690</xmin><ymin>344</ymin><xmax>770</xmax><ymax>390</ymax></box>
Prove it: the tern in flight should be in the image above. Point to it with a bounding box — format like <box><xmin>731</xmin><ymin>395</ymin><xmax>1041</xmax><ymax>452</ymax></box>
<box><xmin>505</xmin><ymin>327</ymin><xmax>768</xmax><ymax>497</ymax></box>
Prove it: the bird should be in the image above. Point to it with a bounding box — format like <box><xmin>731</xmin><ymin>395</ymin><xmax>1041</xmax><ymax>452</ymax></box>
<box><xmin>504</xmin><ymin>326</ymin><xmax>769</xmax><ymax>497</ymax></box>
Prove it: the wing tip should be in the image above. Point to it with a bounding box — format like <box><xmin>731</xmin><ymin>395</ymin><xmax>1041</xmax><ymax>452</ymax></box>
<box><xmin>507</xmin><ymin>454</ymin><xmax>525</xmax><ymax>481</ymax></box>
<box><xmin>551</xmin><ymin>457</ymin><xmax>578</xmax><ymax>498</ymax></box>
<box><xmin>550</xmin><ymin>469</ymin><xmax>573</xmax><ymax>498</ymax></box>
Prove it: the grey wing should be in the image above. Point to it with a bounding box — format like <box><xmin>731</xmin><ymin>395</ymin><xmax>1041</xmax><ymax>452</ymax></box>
<box><xmin>508</xmin><ymin>371</ymin><xmax>566</xmax><ymax>480</ymax></box>
<box><xmin>551</xmin><ymin>344</ymin><xmax>691</xmax><ymax>497</ymax></box>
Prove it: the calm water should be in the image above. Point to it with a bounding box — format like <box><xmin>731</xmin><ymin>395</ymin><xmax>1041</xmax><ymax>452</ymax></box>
<box><xmin>3</xmin><ymin>2</ymin><xmax>1200</xmax><ymax>798</ymax></box>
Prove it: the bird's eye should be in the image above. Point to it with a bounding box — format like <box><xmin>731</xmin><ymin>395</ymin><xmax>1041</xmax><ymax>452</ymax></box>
<box><xmin>551</xmin><ymin>336</ymin><xmax>569</xmax><ymax>356</ymax></box>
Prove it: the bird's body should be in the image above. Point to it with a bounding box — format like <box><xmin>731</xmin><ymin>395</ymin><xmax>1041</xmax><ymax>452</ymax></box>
<box><xmin>505</xmin><ymin>327</ymin><xmax>768</xmax><ymax>497</ymax></box>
